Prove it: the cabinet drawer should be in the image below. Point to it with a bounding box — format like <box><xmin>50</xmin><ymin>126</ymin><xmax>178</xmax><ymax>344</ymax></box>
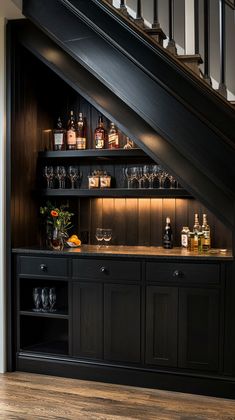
<box><xmin>73</xmin><ymin>258</ymin><xmax>141</xmax><ymax>281</ymax></box>
<box><xmin>146</xmin><ymin>262</ymin><xmax>220</xmax><ymax>284</ymax></box>
<box><xmin>18</xmin><ymin>256</ymin><xmax>69</xmax><ymax>278</ymax></box>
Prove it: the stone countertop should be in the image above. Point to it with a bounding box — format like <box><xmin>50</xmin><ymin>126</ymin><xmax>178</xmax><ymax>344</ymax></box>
<box><xmin>12</xmin><ymin>245</ymin><xmax>234</xmax><ymax>261</ymax></box>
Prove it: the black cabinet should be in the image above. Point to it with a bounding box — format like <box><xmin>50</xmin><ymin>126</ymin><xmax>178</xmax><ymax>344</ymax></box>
<box><xmin>178</xmin><ymin>288</ymin><xmax>220</xmax><ymax>371</ymax></box>
<box><xmin>104</xmin><ymin>284</ymin><xmax>141</xmax><ymax>363</ymax></box>
<box><xmin>72</xmin><ymin>282</ymin><xmax>103</xmax><ymax>359</ymax></box>
<box><xmin>145</xmin><ymin>286</ymin><xmax>178</xmax><ymax>367</ymax></box>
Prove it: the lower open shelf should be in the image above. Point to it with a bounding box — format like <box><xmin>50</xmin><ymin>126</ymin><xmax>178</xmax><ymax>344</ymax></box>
<box><xmin>20</xmin><ymin>340</ymin><xmax>68</xmax><ymax>355</ymax></box>
<box><xmin>40</xmin><ymin>188</ymin><xmax>192</xmax><ymax>198</ymax></box>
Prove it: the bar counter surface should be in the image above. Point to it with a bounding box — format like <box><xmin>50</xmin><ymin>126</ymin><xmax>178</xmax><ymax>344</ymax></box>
<box><xmin>12</xmin><ymin>245</ymin><xmax>233</xmax><ymax>260</ymax></box>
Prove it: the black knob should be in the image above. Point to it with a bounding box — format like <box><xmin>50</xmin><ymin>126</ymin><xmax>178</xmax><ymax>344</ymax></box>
<box><xmin>173</xmin><ymin>270</ymin><xmax>183</xmax><ymax>278</ymax></box>
<box><xmin>40</xmin><ymin>264</ymin><xmax>47</xmax><ymax>272</ymax></box>
<box><xmin>100</xmin><ymin>266</ymin><xmax>107</xmax><ymax>274</ymax></box>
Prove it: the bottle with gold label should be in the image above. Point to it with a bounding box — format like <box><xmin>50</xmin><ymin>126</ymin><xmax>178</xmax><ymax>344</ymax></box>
<box><xmin>67</xmin><ymin>110</ymin><xmax>76</xmax><ymax>150</ymax></box>
<box><xmin>108</xmin><ymin>122</ymin><xmax>119</xmax><ymax>149</ymax></box>
<box><xmin>76</xmin><ymin>112</ymin><xmax>86</xmax><ymax>150</ymax></box>
<box><xmin>94</xmin><ymin>116</ymin><xmax>106</xmax><ymax>149</ymax></box>
<box><xmin>202</xmin><ymin>213</ymin><xmax>211</xmax><ymax>251</ymax></box>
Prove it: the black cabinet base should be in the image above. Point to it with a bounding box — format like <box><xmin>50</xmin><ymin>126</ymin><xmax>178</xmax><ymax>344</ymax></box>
<box><xmin>16</xmin><ymin>355</ymin><xmax>235</xmax><ymax>399</ymax></box>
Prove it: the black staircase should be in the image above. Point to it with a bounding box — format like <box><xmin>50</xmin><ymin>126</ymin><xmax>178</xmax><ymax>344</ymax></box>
<box><xmin>17</xmin><ymin>0</ymin><xmax>235</xmax><ymax>230</ymax></box>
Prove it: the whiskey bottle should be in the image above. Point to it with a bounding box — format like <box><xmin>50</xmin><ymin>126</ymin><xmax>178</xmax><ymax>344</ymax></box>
<box><xmin>193</xmin><ymin>213</ymin><xmax>201</xmax><ymax>233</ymax></box>
<box><xmin>163</xmin><ymin>217</ymin><xmax>173</xmax><ymax>249</ymax></box>
<box><xmin>53</xmin><ymin>117</ymin><xmax>66</xmax><ymax>151</ymax></box>
<box><xmin>94</xmin><ymin>116</ymin><xmax>106</xmax><ymax>149</ymax></box>
<box><xmin>108</xmin><ymin>122</ymin><xmax>119</xmax><ymax>149</ymax></box>
<box><xmin>202</xmin><ymin>213</ymin><xmax>211</xmax><ymax>251</ymax></box>
<box><xmin>67</xmin><ymin>110</ymin><xmax>76</xmax><ymax>150</ymax></box>
<box><xmin>76</xmin><ymin>112</ymin><xmax>86</xmax><ymax>150</ymax></box>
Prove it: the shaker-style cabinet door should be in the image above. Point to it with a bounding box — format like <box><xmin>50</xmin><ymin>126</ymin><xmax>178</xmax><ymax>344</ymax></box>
<box><xmin>145</xmin><ymin>286</ymin><xmax>178</xmax><ymax>367</ymax></box>
<box><xmin>72</xmin><ymin>282</ymin><xmax>103</xmax><ymax>359</ymax></box>
<box><xmin>178</xmin><ymin>288</ymin><xmax>220</xmax><ymax>371</ymax></box>
<box><xmin>104</xmin><ymin>284</ymin><xmax>141</xmax><ymax>363</ymax></box>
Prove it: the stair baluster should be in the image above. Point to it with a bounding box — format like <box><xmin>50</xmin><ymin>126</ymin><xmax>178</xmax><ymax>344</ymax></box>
<box><xmin>218</xmin><ymin>0</ymin><xmax>227</xmax><ymax>98</ymax></box>
<box><xmin>153</xmin><ymin>0</ymin><xmax>160</xmax><ymax>28</ymax></box>
<box><xmin>203</xmin><ymin>0</ymin><xmax>212</xmax><ymax>85</ymax></box>
<box><xmin>135</xmin><ymin>0</ymin><xmax>144</xmax><ymax>27</ymax></box>
<box><xmin>194</xmin><ymin>0</ymin><xmax>199</xmax><ymax>54</ymax></box>
<box><xmin>120</xmin><ymin>0</ymin><xmax>125</xmax><ymax>8</ymax></box>
<box><xmin>166</xmin><ymin>0</ymin><xmax>177</xmax><ymax>54</ymax></box>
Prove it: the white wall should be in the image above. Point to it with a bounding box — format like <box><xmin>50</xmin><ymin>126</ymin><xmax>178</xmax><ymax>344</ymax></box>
<box><xmin>0</xmin><ymin>0</ymin><xmax>23</xmax><ymax>374</ymax></box>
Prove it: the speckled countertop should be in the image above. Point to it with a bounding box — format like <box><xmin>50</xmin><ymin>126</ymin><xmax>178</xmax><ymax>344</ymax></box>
<box><xmin>12</xmin><ymin>245</ymin><xmax>234</xmax><ymax>261</ymax></box>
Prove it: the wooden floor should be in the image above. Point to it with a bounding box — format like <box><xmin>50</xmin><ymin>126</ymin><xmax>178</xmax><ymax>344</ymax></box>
<box><xmin>0</xmin><ymin>372</ymin><xmax>235</xmax><ymax>419</ymax></box>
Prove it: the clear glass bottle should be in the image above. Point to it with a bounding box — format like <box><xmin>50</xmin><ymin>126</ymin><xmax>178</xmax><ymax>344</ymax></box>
<box><xmin>67</xmin><ymin>110</ymin><xmax>76</xmax><ymax>150</ymax></box>
<box><xmin>52</xmin><ymin>117</ymin><xmax>66</xmax><ymax>151</ymax></box>
<box><xmin>108</xmin><ymin>122</ymin><xmax>119</xmax><ymax>149</ymax></box>
<box><xmin>193</xmin><ymin>213</ymin><xmax>201</xmax><ymax>233</ymax></box>
<box><xmin>181</xmin><ymin>226</ymin><xmax>189</xmax><ymax>248</ymax></box>
<box><xmin>76</xmin><ymin>112</ymin><xmax>86</xmax><ymax>150</ymax></box>
<box><xmin>163</xmin><ymin>217</ymin><xmax>173</xmax><ymax>249</ymax></box>
<box><xmin>94</xmin><ymin>116</ymin><xmax>106</xmax><ymax>149</ymax></box>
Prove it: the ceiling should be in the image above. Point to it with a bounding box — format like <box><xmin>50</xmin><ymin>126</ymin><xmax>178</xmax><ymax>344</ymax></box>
<box><xmin>0</xmin><ymin>0</ymin><xmax>23</xmax><ymax>19</ymax></box>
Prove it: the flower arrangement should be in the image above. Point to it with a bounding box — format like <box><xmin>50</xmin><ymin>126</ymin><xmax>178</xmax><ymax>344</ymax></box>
<box><xmin>40</xmin><ymin>202</ymin><xmax>74</xmax><ymax>250</ymax></box>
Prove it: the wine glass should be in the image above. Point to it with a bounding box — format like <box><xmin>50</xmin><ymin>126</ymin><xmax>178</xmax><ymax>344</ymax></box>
<box><xmin>41</xmin><ymin>287</ymin><xmax>50</xmax><ymax>312</ymax></box>
<box><xmin>68</xmin><ymin>166</ymin><xmax>79</xmax><ymax>189</ymax></box>
<box><xmin>103</xmin><ymin>229</ymin><xmax>112</xmax><ymax>247</ymax></box>
<box><xmin>44</xmin><ymin>166</ymin><xmax>54</xmax><ymax>189</ymax></box>
<box><xmin>95</xmin><ymin>228</ymin><xmax>104</xmax><ymax>248</ymax></box>
<box><xmin>32</xmin><ymin>287</ymin><xmax>42</xmax><ymax>312</ymax></box>
<box><xmin>49</xmin><ymin>287</ymin><xmax>56</xmax><ymax>312</ymax></box>
<box><xmin>55</xmin><ymin>166</ymin><xmax>66</xmax><ymax>189</ymax></box>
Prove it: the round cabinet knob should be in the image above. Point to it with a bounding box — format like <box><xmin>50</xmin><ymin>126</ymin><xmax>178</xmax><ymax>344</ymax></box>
<box><xmin>100</xmin><ymin>266</ymin><xmax>108</xmax><ymax>274</ymax></box>
<box><xmin>173</xmin><ymin>269</ymin><xmax>183</xmax><ymax>278</ymax></box>
<box><xmin>40</xmin><ymin>264</ymin><xmax>47</xmax><ymax>272</ymax></box>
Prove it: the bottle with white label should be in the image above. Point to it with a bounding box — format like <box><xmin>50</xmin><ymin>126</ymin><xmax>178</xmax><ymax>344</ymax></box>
<box><xmin>53</xmin><ymin>117</ymin><xmax>66</xmax><ymax>151</ymax></box>
<box><xmin>67</xmin><ymin>110</ymin><xmax>76</xmax><ymax>150</ymax></box>
<box><xmin>181</xmin><ymin>226</ymin><xmax>189</xmax><ymax>248</ymax></box>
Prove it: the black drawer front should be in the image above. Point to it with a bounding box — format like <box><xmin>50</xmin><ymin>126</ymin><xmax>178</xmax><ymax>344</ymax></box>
<box><xmin>18</xmin><ymin>256</ymin><xmax>68</xmax><ymax>278</ymax></box>
<box><xmin>146</xmin><ymin>262</ymin><xmax>220</xmax><ymax>284</ymax></box>
<box><xmin>73</xmin><ymin>259</ymin><xmax>141</xmax><ymax>281</ymax></box>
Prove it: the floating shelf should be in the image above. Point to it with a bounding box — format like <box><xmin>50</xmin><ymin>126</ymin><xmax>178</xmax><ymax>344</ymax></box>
<box><xmin>40</xmin><ymin>188</ymin><xmax>192</xmax><ymax>198</ymax></box>
<box><xmin>20</xmin><ymin>310</ymin><xmax>70</xmax><ymax>320</ymax></box>
<box><xmin>38</xmin><ymin>149</ymin><xmax>149</xmax><ymax>159</ymax></box>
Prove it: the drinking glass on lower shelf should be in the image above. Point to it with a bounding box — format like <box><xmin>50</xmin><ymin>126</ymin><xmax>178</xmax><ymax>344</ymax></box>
<box><xmin>49</xmin><ymin>287</ymin><xmax>56</xmax><ymax>312</ymax></box>
<box><xmin>32</xmin><ymin>287</ymin><xmax>42</xmax><ymax>312</ymax></box>
<box><xmin>55</xmin><ymin>166</ymin><xmax>66</xmax><ymax>189</ymax></box>
<box><xmin>68</xmin><ymin>166</ymin><xmax>79</xmax><ymax>189</ymax></box>
<box><xmin>41</xmin><ymin>287</ymin><xmax>50</xmax><ymax>312</ymax></box>
<box><xmin>44</xmin><ymin>166</ymin><xmax>54</xmax><ymax>189</ymax></box>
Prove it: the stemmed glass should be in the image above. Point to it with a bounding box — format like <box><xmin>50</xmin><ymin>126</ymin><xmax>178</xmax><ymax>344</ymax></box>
<box><xmin>95</xmin><ymin>228</ymin><xmax>104</xmax><ymax>248</ymax></box>
<box><xmin>158</xmin><ymin>167</ymin><xmax>168</xmax><ymax>189</ymax></box>
<box><xmin>103</xmin><ymin>229</ymin><xmax>112</xmax><ymax>247</ymax></box>
<box><xmin>32</xmin><ymin>287</ymin><xmax>42</xmax><ymax>312</ymax></box>
<box><xmin>44</xmin><ymin>166</ymin><xmax>54</xmax><ymax>189</ymax></box>
<box><xmin>55</xmin><ymin>166</ymin><xmax>66</xmax><ymax>189</ymax></box>
<box><xmin>68</xmin><ymin>166</ymin><xmax>79</xmax><ymax>189</ymax></box>
<box><xmin>49</xmin><ymin>287</ymin><xmax>56</xmax><ymax>312</ymax></box>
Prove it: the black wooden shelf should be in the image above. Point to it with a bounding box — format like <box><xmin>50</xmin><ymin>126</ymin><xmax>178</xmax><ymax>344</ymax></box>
<box><xmin>20</xmin><ymin>310</ymin><xmax>69</xmax><ymax>319</ymax></box>
<box><xmin>38</xmin><ymin>149</ymin><xmax>148</xmax><ymax>159</ymax></box>
<box><xmin>40</xmin><ymin>188</ymin><xmax>192</xmax><ymax>198</ymax></box>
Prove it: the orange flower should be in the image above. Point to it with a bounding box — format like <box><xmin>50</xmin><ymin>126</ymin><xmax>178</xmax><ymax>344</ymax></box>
<box><xmin>51</xmin><ymin>210</ymin><xmax>58</xmax><ymax>217</ymax></box>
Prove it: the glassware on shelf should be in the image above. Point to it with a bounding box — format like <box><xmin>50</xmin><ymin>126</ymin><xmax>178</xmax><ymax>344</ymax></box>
<box><xmin>32</xmin><ymin>287</ymin><xmax>42</xmax><ymax>312</ymax></box>
<box><xmin>55</xmin><ymin>166</ymin><xmax>66</xmax><ymax>189</ymax></box>
<box><xmin>95</xmin><ymin>228</ymin><xmax>104</xmax><ymax>247</ymax></box>
<box><xmin>68</xmin><ymin>165</ymin><xmax>79</xmax><ymax>189</ymax></box>
<box><xmin>44</xmin><ymin>166</ymin><xmax>54</xmax><ymax>188</ymax></box>
<box><xmin>103</xmin><ymin>229</ymin><xmax>112</xmax><ymax>246</ymax></box>
<box><xmin>49</xmin><ymin>287</ymin><xmax>56</xmax><ymax>312</ymax></box>
<box><xmin>41</xmin><ymin>287</ymin><xmax>50</xmax><ymax>312</ymax></box>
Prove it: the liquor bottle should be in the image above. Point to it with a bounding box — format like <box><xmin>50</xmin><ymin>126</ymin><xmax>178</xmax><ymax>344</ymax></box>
<box><xmin>94</xmin><ymin>116</ymin><xmax>106</xmax><ymax>149</ymax></box>
<box><xmin>181</xmin><ymin>226</ymin><xmax>189</xmax><ymax>248</ymax></box>
<box><xmin>108</xmin><ymin>122</ymin><xmax>119</xmax><ymax>149</ymax></box>
<box><xmin>52</xmin><ymin>117</ymin><xmax>66</xmax><ymax>151</ymax></box>
<box><xmin>67</xmin><ymin>110</ymin><xmax>76</xmax><ymax>150</ymax></box>
<box><xmin>76</xmin><ymin>112</ymin><xmax>86</xmax><ymax>150</ymax></box>
<box><xmin>202</xmin><ymin>213</ymin><xmax>211</xmax><ymax>251</ymax></box>
<box><xmin>163</xmin><ymin>217</ymin><xmax>173</xmax><ymax>249</ymax></box>
<box><xmin>193</xmin><ymin>213</ymin><xmax>201</xmax><ymax>233</ymax></box>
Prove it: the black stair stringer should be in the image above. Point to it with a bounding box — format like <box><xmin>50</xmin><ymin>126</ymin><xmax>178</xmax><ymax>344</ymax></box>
<box><xmin>18</xmin><ymin>4</ymin><xmax>235</xmax><ymax>229</ymax></box>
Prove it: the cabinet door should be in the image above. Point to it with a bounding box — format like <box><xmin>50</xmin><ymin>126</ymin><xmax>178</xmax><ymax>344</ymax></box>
<box><xmin>145</xmin><ymin>286</ymin><xmax>178</xmax><ymax>367</ymax></box>
<box><xmin>104</xmin><ymin>284</ymin><xmax>141</xmax><ymax>363</ymax></box>
<box><xmin>72</xmin><ymin>282</ymin><xmax>103</xmax><ymax>359</ymax></box>
<box><xmin>178</xmin><ymin>288</ymin><xmax>220</xmax><ymax>371</ymax></box>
